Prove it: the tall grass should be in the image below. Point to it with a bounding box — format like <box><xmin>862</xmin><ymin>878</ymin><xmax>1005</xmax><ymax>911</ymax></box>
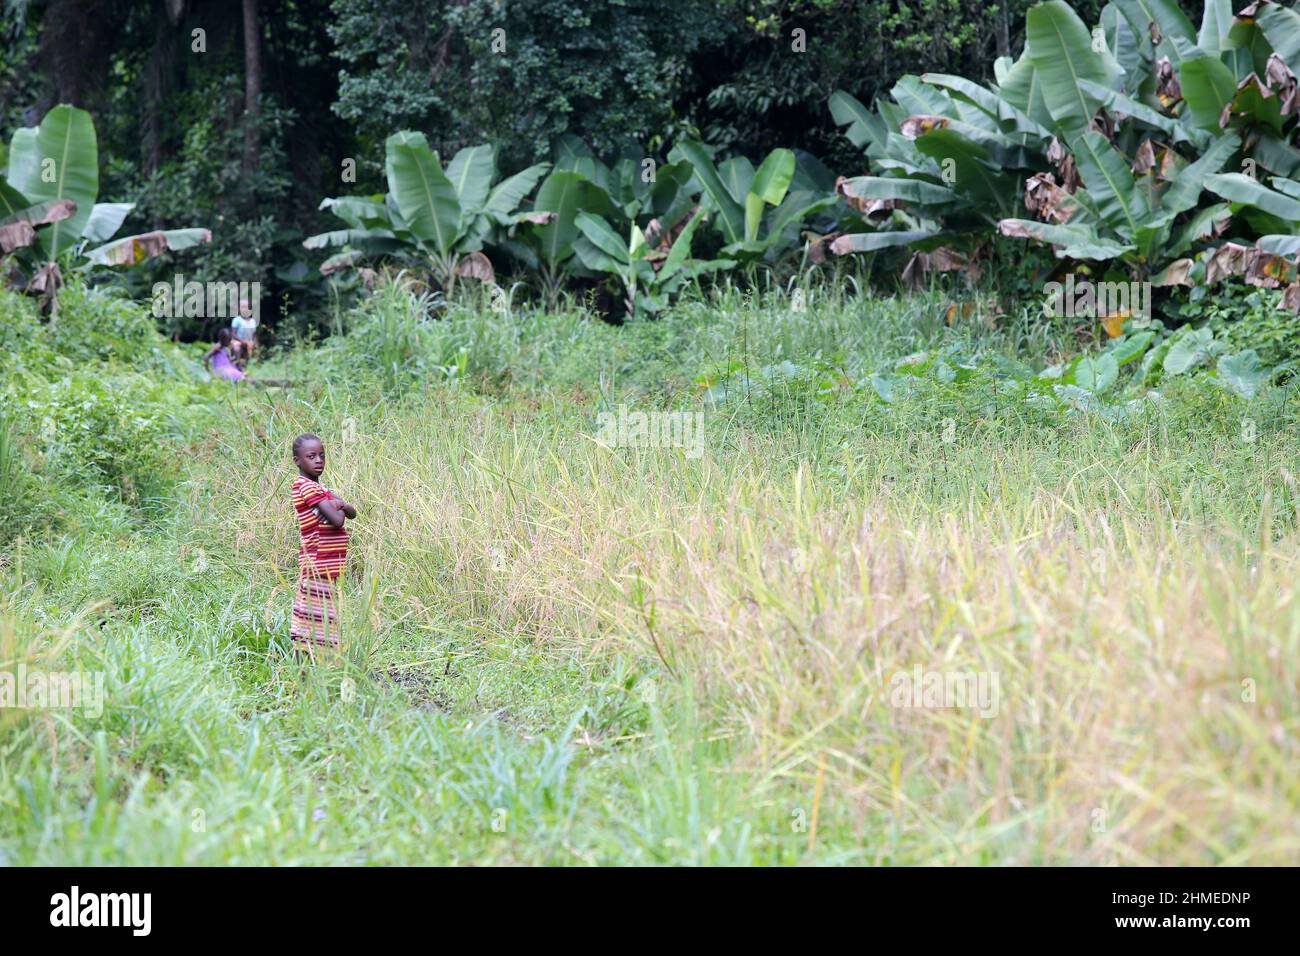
<box><xmin>2</xmin><ymin>287</ymin><xmax>1297</xmax><ymax>864</ymax></box>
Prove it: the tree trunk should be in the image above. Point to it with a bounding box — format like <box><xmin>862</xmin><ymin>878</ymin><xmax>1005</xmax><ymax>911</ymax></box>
<box><xmin>242</xmin><ymin>0</ymin><xmax>261</xmax><ymax>175</ymax></box>
<box><xmin>997</xmin><ymin>0</ymin><xmax>1011</xmax><ymax>59</ymax></box>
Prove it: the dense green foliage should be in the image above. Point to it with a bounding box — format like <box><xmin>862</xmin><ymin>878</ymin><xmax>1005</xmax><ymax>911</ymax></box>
<box><xmin>3</xmin><ymin>0</ymin><xmax>1161</xmax><ymax>340</ymax></box>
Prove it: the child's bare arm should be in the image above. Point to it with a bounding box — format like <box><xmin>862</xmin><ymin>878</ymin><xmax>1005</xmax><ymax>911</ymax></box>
<box><xmin>315</xmin><ymin>498</ymin><xmax>347</xmax><ymax>528</ymax></box>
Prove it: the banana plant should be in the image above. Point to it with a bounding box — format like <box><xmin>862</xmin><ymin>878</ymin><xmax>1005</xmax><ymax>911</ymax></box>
<box><xmin>828</xmin><ymin>0</ymin><xmax>1300</xmax><ymax>294</ymax></box>
<box><xmin>497</xmin><ymin>136</ymin><xmax>708</xmax><ymax>305</ymax></box>
<box><xmin>551</xmin><ymin>136</ymin><xmax>699</xmax><ymax>232</ymax></box>
<box><xmin>2</xmin><ymin>104</ymin><xmax>211</xmax><ymax>314</ymax></box>
<box><xmin>306</xmin><ymin>134</ymin><xmax>549</xmax><ymax>293</ymax></box>
<box><xmin>498</xmin><ymin>169</ymin><xmax>613</xmax><ymax>307</ymax></box>
<box><xmin>671</xmin><ymin>141</ymin><xmax>837</xmax><ymax>262</ymax></box>
<box><xmin>572</xmin><ymin>207</ymin><xmax>733</xmax><ymax>317</ymax></box>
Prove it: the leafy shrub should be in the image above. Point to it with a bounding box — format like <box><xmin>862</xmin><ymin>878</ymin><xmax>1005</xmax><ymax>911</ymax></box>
<box><xmin>1173</xmin><ymin>283</ymin><xmax>1300</xmax><ymax>368</ymax></box>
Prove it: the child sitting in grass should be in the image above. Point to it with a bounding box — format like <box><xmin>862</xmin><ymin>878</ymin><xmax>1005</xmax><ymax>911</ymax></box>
<box><xmin>290</xmin><ymin>433</ymin><xmax>357</xmax><ymax>656</ymax></box>
<box><xmin>203</xmin><ymin>328</ymin><xmax>245</xmax><ymax>383</ymax></box>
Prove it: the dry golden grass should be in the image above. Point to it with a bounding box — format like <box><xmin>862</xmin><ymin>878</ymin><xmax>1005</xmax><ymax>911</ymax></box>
<box><xmin>191</xmin><ymin>382</ymin><xmax>1300</xmax><ymax>864</ymax></box>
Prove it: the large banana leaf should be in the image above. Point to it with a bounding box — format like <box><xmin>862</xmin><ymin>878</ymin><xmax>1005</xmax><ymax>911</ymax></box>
<box><xmin>82</xmin><ymin>203</ymin><xmax>134</xmax><ymax>243</ymax></box>
<box><xmin>1256</xmin><ymin>2</ymin><xmax>1300</xmax><ymax>72</ymax></box>
<box><xmin>385</xmin><ymin>131</ymin><xmax>462</xmax><ymax>256</ymax></box>
<box><xmin>839</xmin><ymin>176</ymin><xmax>959</xmax><ymax>206</ymax></box>
<box><xmin>446</xmin><ymin>144</ymin><xmax>496</xmax><ymax>218</ymax></box>
<box><xmin>1160</xmin><ymin>133</ymin><xmax>1239</xmax><ymax>214</ymax></box>
<box><xmin>1027</xmin><ymin>1</ymin><xmax>1122</xmax><ymax>141</ymax></box>
<box><xmin>658</xmin><ymin>208</ymin><xmax>710</xmax><ymax>283</ymax></box>
<box><xmin>913</xmin><ymin>127</ymin><xmax>1016</xmax><ymax>210</ymax></box>
<box><xmin>829</xmin><ymin>91</ymin><xmax>890</xmax><ymax>151</ymax></box>
<box><xmin>483</xmin><ymin>162</ymin><xmax>551</xmax><ymax>224</ymax></box>
<box><xmin>1197</xmin><ymin>0</ymin><xmax>1234</xmax><ymax>56</ymax></box>
<box><xmin>1205</xmin><ymin>172</ymin><xmax>1300</xmax><ymax>219</ymax></box>
<box><xmin>673</xmin><ymin>140</ymin><xmax>746</xmax><ymax>245</ymax></box>
<box><xmin>1112</xmin><ymin>0</ymin><xmax>1197</xmax><ymax>66</ymax></box>
<box><xmin>574</xmin><ymin>211</ymin><xmax>632</xmax><ymax>267</ymax></box>
<box><xmin>83</xmin><ymin>228</ymin><xmax>211</xmax><ymax>266</ymax></box>
<box><xmin>6</xmin><ymin>105</ymin><xmax>99</xmax><ymax>259</ymax></box>
<box><xmin>1256</xmin><ymin>235</ymin><xmax>1300</xmax><ymax>256</ymax></box>
<box><xmin>996</xmin><ymin>50</ymin><xmax>1054</xmax><ymax>129</ymax></box>
<box><xmin>319</xmin><ymin>196</ymin><xmax>393</xmax><ymax>230</ymax></box>
<box><xmin>531</xmin><ymin>170</ymin><xmax>599</xmax><ymax>267</ymax></box>
<box><xmin>745</xmin><ymin>149</ymin><xmax>795</xmax><ymax>241</ymax></box>
<box><xmin>1073</xmin><ymin>132</ymin><xmax>1147</xmax><ymax>239</ymax></box>
<box><xmin>1077</xmin><ymin>79</ymin><xmax>1202</xmax><ymax>145</ymax></box>
<box><xmin>1179</xmin><ymin>56</ymin><xmax>1237</xmax><ymax>132</ymax></box>
<box><xmin>998</xmin><ymin>218</ymin><xmax>1134</xmax><ymax>259</ymax></box>
<box><xmin>1102</xmin><ymin>2</ymin><xmax>1153</xmax><ymax>88</ymax></box>
<box><xmin>922</xmin><ymin>73</ymin><xmax>1051</xmax><ymax>139</ymax></box>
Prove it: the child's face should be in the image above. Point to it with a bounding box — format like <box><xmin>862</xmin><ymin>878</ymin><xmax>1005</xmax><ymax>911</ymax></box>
<box><xmin>295</xmin><ymin>439</ymin><xmax>326</xmax><ymax>479</ymax></box>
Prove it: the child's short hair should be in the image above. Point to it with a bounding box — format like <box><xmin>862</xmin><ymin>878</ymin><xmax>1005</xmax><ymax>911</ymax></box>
<box><xmin>292</xmin><ymin>433</ymin><xmax>321</xmax><ymax>457</ymax></box>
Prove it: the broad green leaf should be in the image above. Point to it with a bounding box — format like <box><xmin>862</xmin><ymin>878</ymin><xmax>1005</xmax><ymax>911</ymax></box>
<box><xmin>744</xmin><ymin>148</ymin><xmax>795</xmax><ymax>241</ymax></box>
<box><xmin>1179</xmin><ymin>56</ymin><xmax>1237</xmax><ymax>132</ymax></box>
<box><xmin>1256</xmin><ymin>3</ymin><xmax>1300</xmax><ymax>73</ymax></box>
<box><xmin>1072</xmin><ymin>352</ymin><xmax>1119</xmax><ymax>393</ymax></box>
<box><xmin>1167</xmin><ymin>202</ymin><xmax>1231</xmax><ymax>256</ymax></box>
<box><xmin>1108</xmin><ymin>330</ymin><xmax>1156</xmax><ymax>365</ymax></box>
<box><xmin>484</xmin><ymin>162</ymin><xmax>550</xmax><ymax>217</ymax></box>
<box><xmin>1163</xmin><ymin>326</ymin><xmax>1218</xmax><ymax>375</ymax></box>
<box><xmin>1197</xmin><ymin>0</ymin><xmax>1233</xmax><ymax>57</ymax></box>
<box><xmin>574</xmin><ymin>211</ymin><xmax>631</xmax><ymax>266</ymax></box>
<box><xmin>674</xmin><ymin>140</ymin><xmax>746</xmax><ymax>245</ymax></box>
<box><xmin>1112</xmin><ymin>0</ymin><xmax>1197</xmax><ymax>65</ymax></box>
<box><xmin>7</xmin><ymin>104</ymin><xmax>99</xmax><ymax>258</ymax></box>
<box><xmin>320</xmin><ymin>196</ymin><xmax>392</xmax><ymax>230</ymax></box>
<box><xmin>446</xmin><ymin>145</ymin><xmax>497</xmax><ymax>217</ymax></box>
<box><xmin>922</xmin><ymin>73</ymin><xmax>1051</xmax><ymax>139</ymax></box>
<box><xmin>997</xmin><ymin>50</ymin><xmax>1054</xmax><ymax>129</ymax></box>
<box><xmin>1073</xmin><ymin>132</ymin><xmax>1146</xmax><ymax>239</ymax></box>
<box><xmin>533</xmin><ymin>170</ymin><xmax>593</xmax><ymax>267</ymax></box>
<box><xmin>914</xmin><ymin>128</ymin><xmax>1014</xmax><ymax>208</ymax></box>
<box><xmin>719</xmin><ymin>157</ymin><xmax>756</xmax><ymax>207</ymax></box>
<box><xmin>658</xmin><ymin>207</ymin><xmax>709</xmax><ymax>283</ymax></box>
<box><xmin>1027</xmin><ymin>1</ymin><xmax>1122</xmax><ymax>140</ymax></box>
<box><xmin>998</xmin><ymin>218</ymin><xmax>1133</xmax><ymax>259</ymax></box>
<box><xmin>1160</xmin><ymin>133</ymin><xmax>1239</xmax><ymax>214</ymax></box>
<box><xmin>82</xmin><ymin>202</ymin><xmax>133</xmax><ymax>244</ymax></box>
<box><xmin>1205</xmin><ymin>173</ymin><xmax>1300</xmax><ymax>219</ymax></box>
<box><xmin>385</xmin><ymin>131</ymin><xmax>461</xmax><ymax>256</ymax></box>
<box><xmin>0</xmin><ymin>178</ymin><xmax>32</xmax><ymax>219</ymax></box>
<box><xmin>829</xmin><ymin>91</ymin><xmax>888</xmax><ymax>151</ymax></box>
<box><xmin>1217</xmin><ymin>349</ymin><xmax>1269</xmax><ymax>399</ymax></box>
<box><xmin>1102</xmin><ymin>2</ymin><xmax>1152</xmax><ymax>89</ymax></box>
<box><xmin>1076</xmin><ymin>79</ymin><xmax>1199</xmax><ymax>145</ymax></box>
<box><xmin>839</xmin><ymin>176</ymin><xmax>959</xmax><ymax>205</ymax></box>
<box><xmin>1256</xmin><ymin>235</ymin><xmax>1300</xmax><ymax>256</ymax></box>
<box><xmin>891</xmin><ymin>75</ymin><xmax>960</xmax><ymax>120</ymax></box>
<box><xmin>750</xmin><ymin>149</ymin><xmax>795</xmax><ymax>207</ymax></box>
<box><xmin>1254</xmin><ymin>132</ymin><xmax>1300</xmax><ymax>178</ymax></box>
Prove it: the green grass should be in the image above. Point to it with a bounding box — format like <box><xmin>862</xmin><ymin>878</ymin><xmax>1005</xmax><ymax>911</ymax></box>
<box><xmin>1</xmin><ymin>282</ymin><xmax>1297</xmax><ymax>865</ymax></box>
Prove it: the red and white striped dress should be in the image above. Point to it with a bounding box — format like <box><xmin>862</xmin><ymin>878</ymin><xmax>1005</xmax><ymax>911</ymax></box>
<box><xmin>291</xmin><ymin>475</ymin><xmax>350</xmax><ymax>651</ymax></box>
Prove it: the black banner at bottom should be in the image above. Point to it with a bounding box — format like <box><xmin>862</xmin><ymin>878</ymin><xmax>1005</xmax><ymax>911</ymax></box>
<box><xmin>0</xmin><ymin>866</ymin><xmax>1285</xmax><ymax>942</ymax></box>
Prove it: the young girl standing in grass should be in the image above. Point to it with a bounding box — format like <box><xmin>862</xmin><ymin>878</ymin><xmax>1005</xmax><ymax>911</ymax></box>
<box><xmin>290</xmin><ymin>434</ymin><xmax>356</xmax><ymax>655</ymax></box>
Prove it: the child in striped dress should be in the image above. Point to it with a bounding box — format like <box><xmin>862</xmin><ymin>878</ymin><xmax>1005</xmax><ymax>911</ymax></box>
<box><xmin>290</xmin><ymin>434</ymin><xmax>356</xmax><ymax>655</ymax></box>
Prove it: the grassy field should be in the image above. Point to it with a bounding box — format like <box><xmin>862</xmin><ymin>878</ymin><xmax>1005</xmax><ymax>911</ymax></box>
<box><xmin>2</xmin><ymin>282</ymin><xmax>1298</xmax><ymax>865</ymax></box>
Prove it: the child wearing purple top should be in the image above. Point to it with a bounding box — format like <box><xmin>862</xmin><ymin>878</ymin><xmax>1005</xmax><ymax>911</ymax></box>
<box><xmin>203</xmin><ymin>328</ymin><xmax>246</xmax><ymax>383</ymax></box>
